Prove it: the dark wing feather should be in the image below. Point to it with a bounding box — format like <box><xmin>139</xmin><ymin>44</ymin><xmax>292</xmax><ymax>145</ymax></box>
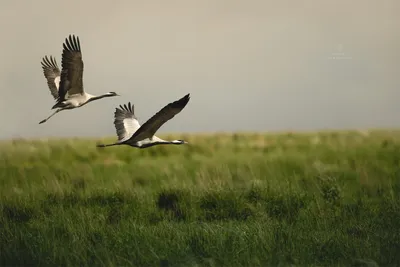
<box><xmin>41</xmin><ymin>55</ymin><xmax>61</xmax><ymax>100</ymax></box>
<box><xmin>128</xmin><ymin>94</ymin><xmax>190</xmax><ymax>142</ymax></box>
<box><xmin>113</xmin><ymin>102</ymin><xmax>141</xmax><ymax>142</ymax></box>
<box><xmin>57</xmin><ymin>34</ymin><xmax>84</xmax><ymax>102</ymax></box>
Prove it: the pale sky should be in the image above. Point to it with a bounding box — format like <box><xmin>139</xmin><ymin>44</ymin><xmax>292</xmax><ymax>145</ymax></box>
<box><xmin>0</xmin><ymin>0</ymin><xmax>399</xmax><ymax>139</ymax></box>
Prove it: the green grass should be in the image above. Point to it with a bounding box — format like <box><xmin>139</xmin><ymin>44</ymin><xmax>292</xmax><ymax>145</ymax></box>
<box><xmin>1</xmin><ymin>130</ymin><xmax>400</xmax><ymax>266</ymax></box>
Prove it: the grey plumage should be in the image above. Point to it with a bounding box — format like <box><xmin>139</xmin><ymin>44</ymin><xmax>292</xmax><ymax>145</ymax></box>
<box><xmin>97</xmin><ymin>93</ymin><xmax>191</xmax><ymax>148</ymax></box>
<box><xmin>39</xmin><ymin>34</ymin><xmax>119</xmax><ymax>124</ymax></box>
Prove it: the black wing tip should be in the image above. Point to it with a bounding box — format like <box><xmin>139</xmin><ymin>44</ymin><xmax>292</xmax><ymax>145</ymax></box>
<box><xmin>41</xmin><ymin>55</ymin><xmax>58</xmax><ymax>68</ymax></box>
<box><xmin>166</xmin><ymin>93</ymin><xmax>191</xmax><ymax>110</ymax></box>
<box><xmin>127</xmin><ymin>102</ymin><xmax>133</xmax><ymax>113</ymax></box>
<box><xmin>165</xmin><ymin>93</ymin><xmax>190</xmax><ymax>111</ymax></box>
<box><xmin>182</xmin><ymin>93</ymin><xmax>190</xmax><ymax>102</ymax></box>
<box><xmin>67</xmin><ymin>34</ymin><xmax>79</xmax><ymax>41</ymax></box>
<box><xmin>116</xmin><ymin>102</ymin><xmax>134</xmax><ymax>113</ymax></box>
<box><xmin>63</xmin><ymin>34</ymin><xmax>81</xmax><ymax>52</ymax></box>
<box><xmin>176</xmin><ymin>93</ymin><xmax>191</xmax><ymax>107</ymax></box>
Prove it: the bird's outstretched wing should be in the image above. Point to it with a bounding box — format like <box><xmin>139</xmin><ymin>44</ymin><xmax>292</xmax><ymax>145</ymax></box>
<box><xmin>128</xmin><ymin>93</ymin><xmax>190</xmax><ymax>142</ymax></box>
<box><xmin>114</xmin><ymin>102</ymin><xmax>141</xmax><ymax>142</ymax></box>
<box><xmin>41</xmin><ymin>56</ymin><xmax>61</xmax><ymax>100</ymax></box>
<box><xmin>58</xmin><ymin>34</ymin><xmax>84</xmax><ymax>102</ymax></box>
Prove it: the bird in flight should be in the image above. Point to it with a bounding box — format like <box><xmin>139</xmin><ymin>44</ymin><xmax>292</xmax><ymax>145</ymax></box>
<box><xmin>39</xmin><ymin>34</ymin><xmax>119</xmax><ymax>124</ymax></box>
<box><xmin>97</xmin><ymin>94</ymin><xmax>191</xmax><ymax>149</ymax></box>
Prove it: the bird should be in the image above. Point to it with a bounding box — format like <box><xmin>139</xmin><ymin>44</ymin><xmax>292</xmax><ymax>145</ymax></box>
<box><xmin>96</xmin><ymin>93</ymin><xmax>191</xmax><ymax>149</ymax></box>
<box><xmin>39</xmin><ymin>34</ymin><xmax>119</xmax><ymax>124</ymax></box>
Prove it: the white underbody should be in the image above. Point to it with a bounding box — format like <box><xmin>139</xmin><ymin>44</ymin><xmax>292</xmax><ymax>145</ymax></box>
<box><xmin>53</xmin><ymin>77</ymin><xmax>92</xmax><ymax>108</ymax></box>
<box><xmin>120</xmin><ymin>136</ymin><xmax>165</xmax><ymax>147</ymax></box>
<box><xmin>62</xmin><ymin>92</ymin><xmax>94</xmax><ymax>108</ymax></box>
<box><xmin>135</xmin><ymin>136</ymin><xmax>164</xmax><ymax>146</ymax></box>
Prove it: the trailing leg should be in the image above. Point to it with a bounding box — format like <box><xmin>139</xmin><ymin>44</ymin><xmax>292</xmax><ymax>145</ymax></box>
<box><xmin>39</xmin><ymin>109</ymin><xmax>62</xmax><ymax>124</ymax></box>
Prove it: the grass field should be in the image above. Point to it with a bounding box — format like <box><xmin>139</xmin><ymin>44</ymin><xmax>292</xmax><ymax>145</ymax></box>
<box><xmin>1</xmin><ymin>130</ymin><xmax>400</xmax><ymax>266</ymax></box>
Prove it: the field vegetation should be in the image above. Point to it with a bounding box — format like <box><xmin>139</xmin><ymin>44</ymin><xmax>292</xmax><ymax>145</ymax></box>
<box><xmin>1</xmin><ymin>130</ymin><xmax>400</xmax><ymax>266</ymax></box>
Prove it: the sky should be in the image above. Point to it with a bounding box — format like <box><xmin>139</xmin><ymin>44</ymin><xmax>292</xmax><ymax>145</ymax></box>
<box><xmin>0</xmin><ymin>0</ymin><xmax>399</xmax><ymax>139</ymax></box>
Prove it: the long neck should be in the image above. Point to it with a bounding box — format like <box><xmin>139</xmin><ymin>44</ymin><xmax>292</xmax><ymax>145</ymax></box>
<box><xmin>158</xmin><ymin>141</ymin><xmax>176</xmax><ymax>145</ymax></box>
<box><xmin>87</xmin><ymin>94</ymin><xmax>114</xmax><ymax>103</ymax></box>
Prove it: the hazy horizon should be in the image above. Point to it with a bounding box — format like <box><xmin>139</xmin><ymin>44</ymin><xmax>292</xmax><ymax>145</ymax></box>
<box><xmin>0</xmin><ymin>0</ymin><xmax>399</xmax><ymax>140</ymax></box>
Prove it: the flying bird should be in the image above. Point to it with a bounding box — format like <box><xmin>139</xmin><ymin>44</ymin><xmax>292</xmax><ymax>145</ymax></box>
<box><xmin>39</xmin><ymin>34</ymin><xmax>119</xmax><ymax>124</ymax></box>
<box><xmin>97</xmin><ymin>94</ymin><xmax>191</xmax><ymax>149</ymax></box>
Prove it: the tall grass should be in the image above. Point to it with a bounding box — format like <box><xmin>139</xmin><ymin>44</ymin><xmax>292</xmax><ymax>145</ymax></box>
<box><xmin>1</xmin><ymin>130</ymin><xmax>400</xmax><ymax>266</ymax></box>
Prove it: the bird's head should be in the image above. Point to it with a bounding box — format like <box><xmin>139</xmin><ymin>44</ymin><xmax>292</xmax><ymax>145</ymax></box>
<box><xmin>172</xmin><ymin>139</ymin><xmax>188</xmax><ymax>145</ymax></box>
<box><xmin>107</xmin><ymin>92</ymin><xmax>120</xmax><ymax>97</ymax></box>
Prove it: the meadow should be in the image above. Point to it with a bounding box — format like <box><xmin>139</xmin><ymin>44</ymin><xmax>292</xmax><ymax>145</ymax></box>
<box><xmin>1</xmin><ymin>130</ymin><xmax>399</xmax><ymax>266</ymax></box>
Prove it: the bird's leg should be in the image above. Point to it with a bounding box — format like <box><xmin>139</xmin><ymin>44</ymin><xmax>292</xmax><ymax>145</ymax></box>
<box><xmin>39</xmin><ymin>109</ymin><xmax>62</xmax><ymax>124</ymax></box>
